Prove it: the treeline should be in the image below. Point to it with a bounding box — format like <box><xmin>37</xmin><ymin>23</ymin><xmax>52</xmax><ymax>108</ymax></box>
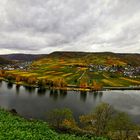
<box><xmin>0</xmin><ymin>70</ymin><xmax>102</xmax><ymax>90</ymax></box>
<box><xmin>0</xmin><ymin>70</ymin><xmax>67</xmax><ymax>88</ymax></box>
<box><xmin>46</xmin><ymin>103</ymin><xmax>139</xmax><ymax>140</ymax></box>
<box><xmin>79</xmin><ymin>80</ymin><xmax>103</xmax><ymax>91</ymax></box>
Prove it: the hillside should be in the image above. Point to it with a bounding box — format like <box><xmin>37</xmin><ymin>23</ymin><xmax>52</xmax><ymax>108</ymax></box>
<box><xmin>47</xmin><ymin>51</ymin><xmax>88</xmax><ymax>59</ymax></box>
<box><xmin>0</xmin><ymin>54</ymin><xmax>46</xmax><ymax>62</ymax></box>
<box><xmin>118</xmin><ymin>53</ymin><xmax>140</xmax><ymax>66</ymax></box>
<box><xmin>2</xmin><ymin>51</ymin><xmax>140</xmax><ymax>89</ymax></box>
<box><xmin>31</xmin><ymin>51</ymin><xmax>140</xmax><ymax>88</ymax></box>
<box><xmin>0</xmin><ymin>109</ymin><xmax>106</xmax><ymax>140</ymax></box>
<box><xmin>0</xmin><ymin>57</ymin><xmax>11</xmax><ymax>65</ymax></box>
<box><xmin>47</xmin><ymin>51</ymin><xmax>140</xmax><ymax>66</ymax></box>
<box><xmin>1</xmin><ymin>51</ymin><xmax>140</xmax><ymax>65</ymax></box>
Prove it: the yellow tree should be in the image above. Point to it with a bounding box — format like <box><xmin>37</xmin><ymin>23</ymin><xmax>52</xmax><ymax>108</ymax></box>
<box><xmin>27</xmin><ymin>77</ymin><xmax>37</xmax><ymax>85</ymax></box>
<box><xmin>79</xmin><ymin>79</ymin><xmax>88</xmax><ymax>89</ymax></box>
<box><xmin>16</xmin><ymin>76</ymin><xmax>21</xmax><ymax>83</ymax></box>
<box><xmin>0</xmin><ymin>70</ymin><xmax>5</xmax><ymax>77</ymax></box>
<box><xmin>53</xmin><ymin>78</ymin><xmax>67</xmax><ymax>88</ymax></box>
<box><xmin>60</xmin><ymin>78</ymin><xmax>67</xmax><ymax>87</ymax></box>
<box><xmin>92</xmin><ymin>81</ymin><xmax>102</xmax><ymax>91</ymax></box>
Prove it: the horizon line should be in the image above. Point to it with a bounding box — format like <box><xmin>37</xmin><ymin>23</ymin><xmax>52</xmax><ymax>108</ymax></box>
<box><xmin>0</xmin><ymin>51</ymin><xmax>140</xmax><ymax>55</ymax></box>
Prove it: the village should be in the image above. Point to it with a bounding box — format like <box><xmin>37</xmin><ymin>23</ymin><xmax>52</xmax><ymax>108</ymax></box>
<box><xmin>1</xmin><ymin>60</ymin><xmax>140</xmax><ymax>79</ymax></box>
<box><xmin>0</xmin><ymin>61</ymin><xmax>32</xmax><ymax>71</ymax></box>
<box><xmin>90</xmin><ymin>64</ymin><xmax>140</xmax><ymax>77</ymax></box>
<box><xmin>70</xmin><ymin>64</ymin><xmax>140</xmax><ymax>78</ymax></box>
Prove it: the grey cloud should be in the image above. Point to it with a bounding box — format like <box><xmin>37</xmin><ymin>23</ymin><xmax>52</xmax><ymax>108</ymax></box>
<box><xmin>0</xmin><ymin>0</ymin><xmax>140</xmax><ymax>53</ymax></box>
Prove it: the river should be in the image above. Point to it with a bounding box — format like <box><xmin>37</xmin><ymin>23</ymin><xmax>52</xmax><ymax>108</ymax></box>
<box><xmin>0</xmin><ymin>81</ymin><xmax>140</xmax><ymax>123</ymax></box>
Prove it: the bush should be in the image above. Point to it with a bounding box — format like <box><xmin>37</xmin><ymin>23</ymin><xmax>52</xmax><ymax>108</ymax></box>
<box><xmin>47</xmin><ymin>108</ymin><xmax>75</xmax><ymax>129</ymax></box>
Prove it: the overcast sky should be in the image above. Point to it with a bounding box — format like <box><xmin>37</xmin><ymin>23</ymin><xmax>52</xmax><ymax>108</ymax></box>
<box><xmin>0</xmin><ymin>0</ymin><xmax>140</xmax><ymax>54</ymax></box>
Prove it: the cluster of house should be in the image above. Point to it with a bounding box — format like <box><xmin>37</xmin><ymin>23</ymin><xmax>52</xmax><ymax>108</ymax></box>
<box><xmin>123</xmin><ymin>66</ymin><xmax>140</xmax><ymax>77</ymax></box>
<box><xmin>68</xmin><ymin>63</ymin><xmax>140</xmax><ymax>78</ymax></box>
<box><xmin>0</xmin><ymin>62</ymin><xmax>32</xmax><ymax>71</ymax></box>
<box><xmin>89</xmin><ymin>64</ymin><xmax>140</xmax><ymax>78</ymax></box>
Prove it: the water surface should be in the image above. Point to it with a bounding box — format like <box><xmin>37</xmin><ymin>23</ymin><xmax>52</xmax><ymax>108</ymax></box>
<box><xmin>0</xmin><ymin>81</ymin><xmax>140</xmax><ymax>123</ymax></box>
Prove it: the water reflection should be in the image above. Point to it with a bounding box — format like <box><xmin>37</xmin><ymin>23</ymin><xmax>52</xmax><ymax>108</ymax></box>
<box><xmin>24</xmin><ymin>86</ymin><xmax>35</xmax><ymax>94</ymax></box>
<box><xmin>16</xmin><ymin>85</ymin><xmax>20</xmax><ymax>94</ymax></box>
<box><xmin>49</xmin><ymin>89</ymin><xmax>68</xmax><ymax>100</ymax></box>
<box><xmin>49</xmin><ymin>89</ymin><xmax>59</xmax><ymax>100</ymax></box>
<box><xmin>59</xmin><ymin>90</ymin><xmax>67</xmax><ymax>99</ymax></box>
<box><xmin>7</xmin><ymin>82</ymin><xmax>13</xmax><ymax>89</ymax></box>
<box><xmin>0</xmin><ymin>80</ymin><xmax>2</xmax><ymax>87</ymax></box>
<box><xmin>93</xmin><ymin>91</ymin><xmax>103</xmax><ymax>100</ymax></box>
<box><xmin>93</xmin><ymin>91</ymin><xmax>98</xmax><ymax>99</ymax></box>
<box><xmin>99</xmin><ymin>92</ymin><xmax>103</xmax><ymax>98</ymax></box>
<box><xmin>37</xmin><ymin>88</ymin><xmax>47</xmax><ymax>96</ymax></box>
<box><xmin>80</xmin><ymin>91</ymin><xmax>87</xmax><ymax>102</ymax></box>
<box><xmin>54</xmin><ymin>90</ymin><xmax>58</xmax><ymax>94</ymax></box>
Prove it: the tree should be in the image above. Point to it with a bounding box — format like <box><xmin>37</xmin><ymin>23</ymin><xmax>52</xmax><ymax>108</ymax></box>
<box><xmin>79</xmin><ymin>114</ymin><xmax>96</xmax><ymax>133</ymax></box>
<box><xmin>107</xmin><ymin>112</ymin><xmax>137</xmax><ymax>140</ymax></box>
<box><xmin>52</xmin><ymin>78</ymin><xmax>67</xmax><ymax>88</ymax></box>
<box><xmin>60</xmin><ymin>78</ymin><xmax>67</xmax><ymax>87</ymax></box>
<box><xmin>79</xmin><ymin>79</ymin><xmax>88</xmax><ymax>88</ymax></box>
<box><xmin>47</xmin><ymin>108</ymin><xmax>74</xmax><ymax>129</ymax></box>
<box><xmin>27</xmin><ymin>77</ymin><xmax>37</xmax><ymax>85</ymax></box>
<box><xmin>6</xmin><ymin>74</ymin><xmax>15</xmax><ymax>82</ymax></box>
<box><xmin>37</xmin><ymin>79</ymin><xmax>46</xmax><ymax>88</ymax></box>
<box><xmin>61</xmin><ymin>119</ymin><xmax>77</xmax><ymax>130</ymax></box>
<box><xmin>93</xmin><ymin>103</ymin><xmax>114</xmax><ymax>136</ymax></box>
<box><xmin>45</xmin><ymin>79</ymin><xmax>53</xmax><ymax>87</ymax></box>
<box><xmin>16</xmin><ymin>76</ymin><xmax>21</xmax><ymax>83</ymax></box>
<box><xmin>79</xmin><ymin>103</ymin><xmax>115</xmax><ymax>136</ymax></box>
<box><xmin>0</xmin><ymin>70</ymin><xmax>5</xmax><ymax>77</ymax></box>
<box><xmin>92</xmin><ymin>81</ymin><xmax>102</xmax><ymax>91</ymax></box>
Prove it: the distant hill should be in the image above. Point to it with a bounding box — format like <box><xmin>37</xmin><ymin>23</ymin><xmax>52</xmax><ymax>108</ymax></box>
<box><xmin>0</xmin><ymin>54</ymin><xmax>46</xmax><ymax>61</ymax></box>
<box><xmin>47</xmin><ymin>51</ymin><xmax>88</xmax><ymax>58</ymax></box>
<box><xmin>39</xmin><ymin>51</ymin><xmax>140</xmax><ymax>66</ymax></box>
<box><xmin>1</xmin><ymin>52</ymin><xmax>140</xmax><ymax>66</ymax></box>
<box><xmin>0</xmin><ymin>57</ymin><xmax>11</xmax><ymax>65</ymax></box>
<box><xmin>118</xmin><ymin>53</ymin><xmax>140</xmax><ymax>66</ymax></box>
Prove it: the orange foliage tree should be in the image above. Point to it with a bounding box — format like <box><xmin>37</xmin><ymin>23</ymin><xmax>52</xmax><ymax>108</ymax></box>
<box><xmin>53</xmin><ymin>78</ymin><xmax>67</xmax><ymax>88</ymax></box>
<box><xmin>0</xmin><ymin>70</ymin><xmax>5</xmax><ymax>77</ymax></box>
<box><xmin>27</xmin><ymin>77</ymin><xmax>37</xmax><ymax>85</ymax></box>
<box><xmin>79</xmin><ymin>79</ymin><xmax>88</xmax><ymax>88</ymax></box>
<box><xmin>92</xmin><ymin>81</ymin><xmax>102</xmax><ymax>91</ymax></box>
<box><xmin>16</xmin><ymin>76</ymin><xmax>21</xmax><ymax>83</ymax></box>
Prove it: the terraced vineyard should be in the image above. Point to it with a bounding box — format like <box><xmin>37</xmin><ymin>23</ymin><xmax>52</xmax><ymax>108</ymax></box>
<box><xmin>2</xmin><ymin>52</ymin><xmax>140</xmax><ymax>89</ymax></box>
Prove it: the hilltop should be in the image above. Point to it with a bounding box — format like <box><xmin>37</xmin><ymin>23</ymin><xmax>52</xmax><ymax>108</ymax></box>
<box><xmin>1</xmin><ymin>51</ymin><xmax>140</xmax><ymax>66</ymax></box>
<box><xmin>46</xmin><ymin>51</ymin><xmax>140</xmax><ymax>66</ymax></box>
<box><xmin>0</xmin><ymin>54</ymin><xmax>46</xmax><ymax>62</ymax></box>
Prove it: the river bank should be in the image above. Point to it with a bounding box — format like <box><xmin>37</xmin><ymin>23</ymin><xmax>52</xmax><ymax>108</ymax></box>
<box><xmin>1</xmin><ymin>78</ymin><xmax>140</xmax><ymax>91</ymax></box>
<box><xmin>0</xmin><ymin>108</ymin><xmax>106</xmax><ymax>140</ymax></box>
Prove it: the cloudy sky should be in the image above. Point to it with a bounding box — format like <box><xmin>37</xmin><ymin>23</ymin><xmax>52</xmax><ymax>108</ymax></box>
<box><xmin>0</xmin><ymin>0</ymin><xmax>140</xmax><ymax>54</ymax></box>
